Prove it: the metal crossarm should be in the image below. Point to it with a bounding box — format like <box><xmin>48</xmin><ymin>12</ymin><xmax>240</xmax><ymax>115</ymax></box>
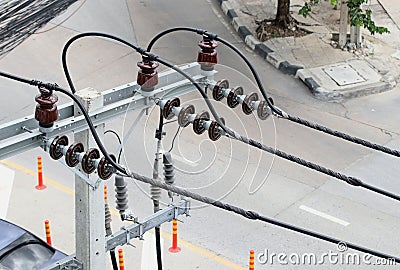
<box><xmin>0</xmin><ymin>62</ymin><xmax>204</xmax><ymax>160</ymax></box>
<box><xmin>106</xmin><ymin>199</ymin><xmax>190</xmax><ymax>251</ymax></box>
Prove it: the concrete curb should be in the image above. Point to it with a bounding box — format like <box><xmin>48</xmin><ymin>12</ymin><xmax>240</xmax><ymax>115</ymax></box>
<box><xmin>295</xmin><ymin>64</ymin><xmax>395</xmax><ymax>101</ymax></box>
<box><xmin>217</xmin><ymin>0</ymin><xmax>304</xmax><ymax>76</ymax></box>
<box><xmin>216</xmin><ymin>0</ymin><xmax>394</xmax><ymax>100</ymax></box>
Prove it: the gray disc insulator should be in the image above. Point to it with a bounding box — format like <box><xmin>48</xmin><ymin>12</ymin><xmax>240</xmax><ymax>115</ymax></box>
<box><xmin>150</xmin><ymin>185</ymin><xmax>161</xmax><ymax>201</ymax></box>
<box><xmin>105</xmin><ymin>203</ymin><xmax>112</xmax><ymax>236</ymax></box>
<box><xmin>115</xmin><ymin>175</ymin><xmax>129</xmax><ymax>212</ymax></box>
<box><xmin>163</xmin><ymin>153</ymin><xmax>175</xmax><ymax>198</ymax></box>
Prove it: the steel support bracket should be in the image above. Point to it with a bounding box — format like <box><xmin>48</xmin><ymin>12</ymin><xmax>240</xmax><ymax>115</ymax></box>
<box><xmin>106</xmin><ymin>199</ymin><xmax>190</xmax><ymax>251</ymax></box>
<box><xmin>43</xmin><ymin>254</ymin><xmax>83</xmax><ymax>270</ymax></box>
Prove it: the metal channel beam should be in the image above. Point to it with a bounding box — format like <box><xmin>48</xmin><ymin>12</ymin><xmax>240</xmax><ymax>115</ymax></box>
<box><xmin>43</xmin><ymin>200</ymin><xmax>189</xmax><ymax>270</ymax></box>
<box><xmin>0</xmin><ymin>63</ymin><xmax>204</xmax><ymax>160</ymax></box>
<box><xmin>43</xmin><ymin>254</ymin><xmax>83</xmax><ymax>270</ymax></box>
<box><xmin>106</xmin><ymin>200</ymin><xmax>190</xmax><ymax>251</ymax></box>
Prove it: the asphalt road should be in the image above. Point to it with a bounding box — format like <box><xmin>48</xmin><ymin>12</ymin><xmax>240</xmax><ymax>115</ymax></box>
<box><xmin>0</xmin><ymin>0</ymin><xmax>399</xmax><ymax>269</ymax></box>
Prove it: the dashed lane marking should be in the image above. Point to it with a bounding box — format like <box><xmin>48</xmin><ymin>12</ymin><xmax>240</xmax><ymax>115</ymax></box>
<box><xmin>300</xmin><ymin>205</ymin><xmax>350</xmax><ymax>226</ymax></box>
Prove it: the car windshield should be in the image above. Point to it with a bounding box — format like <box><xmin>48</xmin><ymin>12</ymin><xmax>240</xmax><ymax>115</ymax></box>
<box><xmin>0</xmin><ymin>243</ymin><xmax>54</xmax><ymax>270</ymax></box>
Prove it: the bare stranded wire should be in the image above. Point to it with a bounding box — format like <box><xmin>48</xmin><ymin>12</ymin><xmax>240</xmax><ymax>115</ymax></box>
<box><xmin>60</xmin><ymin>33</ymin><xmax>400</xmax><ymax>202</ymax></box>
<box><xmin>4</xmin><ymin>70</ymin><xmax>397</xmax><ymax>264</ymax></box>
<box><xmin>127</xmin><ymin>170</ymin><xmax>400</xmax><ymax>264</ymax></box>
<box><xmin>146</xmin><ymin>26</ymin><xmax>400</xmax><ymax>159</ymax></box>
<box><xmin>0</xmin><ymin>33</ymin><xmax>397</xmax><ymax>262</ymax></box>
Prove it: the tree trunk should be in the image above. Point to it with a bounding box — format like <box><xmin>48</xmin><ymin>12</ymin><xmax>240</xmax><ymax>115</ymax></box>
<box><xmin>276</xmin><ymin>0</ymin><xmax>290</xmax><ymax>28</ymax></box>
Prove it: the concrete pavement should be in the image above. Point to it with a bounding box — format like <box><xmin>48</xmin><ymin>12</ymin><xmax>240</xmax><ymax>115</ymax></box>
<box><xmin>1</xmin><ymin>0</ymin><xmax>400</xmax><ymax>269</ymax></box>
<box><xmin>217</xmin><ymin>0</ymin><xmax>400</xmax><ymax>100</ymax></box>
<box><xmin>378</xmin><ymin>0</ymin><xmax>400</xmax><ymax>30</ymax></box>
<box><xmin>1</xmin><ymin>158</ymin><xmax>246</xmax><ymax>270</ymax></box>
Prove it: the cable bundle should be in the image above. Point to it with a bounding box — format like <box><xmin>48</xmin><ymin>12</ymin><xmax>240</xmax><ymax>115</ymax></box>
<box><xmin>0</xmin><ymin>0</ymin><xmax>77</xmax><ymax>56</ymax></box>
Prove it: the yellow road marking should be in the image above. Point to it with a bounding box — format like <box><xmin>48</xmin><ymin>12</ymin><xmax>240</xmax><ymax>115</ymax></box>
<box><xmin>1</xmin><ymin>159</ymin><xmax>246</xmax><ymax>270</ymax></box>
<box><xmin>1</xmin><ymin>160</ymin><xmax>74</xmax><ymax>195</ymax></box>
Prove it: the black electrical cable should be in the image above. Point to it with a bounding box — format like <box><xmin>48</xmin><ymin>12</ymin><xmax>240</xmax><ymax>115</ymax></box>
<box><xmin>153</xmin><ymin>57</ymin><xmax>400</xmax><ymax>203</ymax></box>
<box><xmin>2</xmin><ymin>33</ymin><xmax>399</xmax><ymax>265</ymax></box>
<box><xmin>61</xmin><ymin>32</ymin><xmax>145</xmax><ymax>93</ymax></box>
<box><xmin>146</xmin><ymin>27</ymin><xmax>400</xmax><ymax>158</ymax></box>
<box><xmin>4</xmin><ymin>32</ymin><xmax>400</xmax><ymax>202</ymax></box>
<box><xmin>0</xmin><ymin>70</ymin><xmax>128</xmax><ymax>176</ymax></box>
<box><xmin>53</xmin><ymin>87</ymin><xmax>128</xmax><ymax>175</ymax></box>
<box><xmin>126</xmin><ymin>171</ymin><xmax>400</xmax><ymax>264</ymax></box>
<box><xmin>168</xmin><ymin>126</ymin><xmax>180</xmax><ymax>153</ymax></box>
<box><xmin>157</xmin><ymin>106</ymin><xmax>164</xmax><ymax>140</ymax></box>
<box><xmin>104</xmin><ymin>130</ymin><xmax>123</xmax><ymax>163</ymax></box>
<box><xmin>154</xmin><ymin>107</ymin><xmax>164</xmax><ymax>270</ymax></box>
<box><xmin>109</xmin><ymin>250</ymin><xmax>118</xmax><ymax>270</ymax></box>
<box><xmin>155</xmin><ymin>226</ymin><xmax>163</xmax><ymax>270</ymax></box>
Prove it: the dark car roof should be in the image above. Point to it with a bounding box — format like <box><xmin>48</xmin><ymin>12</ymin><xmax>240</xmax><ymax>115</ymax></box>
<box><xmin>0</xmin><ymin>219</ymin><xmax>26</xmax><ymax>251</ymax></box>
<box><xmin>0</xmin><ymin>219</ymin><xmax>67</xmax><ymax>270</ymax></box>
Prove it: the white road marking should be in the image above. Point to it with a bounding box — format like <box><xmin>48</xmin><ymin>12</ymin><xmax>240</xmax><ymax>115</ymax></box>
<box><xmin>0</xmin><ymin>164</ymin><xmax>15</xmax><ymax>219</ymax></box>
<box><xmin>299</xmin><ymin>205</ymin><xmax>350</xmax><ymax>226</ymax></box>
<box><xmin>141</xmin><ymin>231</ymin><xmax>164</xmax><ymax>270</ymax></box>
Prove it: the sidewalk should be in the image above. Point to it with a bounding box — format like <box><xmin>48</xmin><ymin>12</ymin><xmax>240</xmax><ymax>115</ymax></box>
<box><xmin>217</xmin><ymin>0</ymin><xmax>400</xmax><ymax>100</ymax></box>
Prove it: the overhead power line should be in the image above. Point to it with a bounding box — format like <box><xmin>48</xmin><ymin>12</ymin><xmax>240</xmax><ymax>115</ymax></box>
<box><xmin>1</xmin><ymin>30</ymin><xmax>400</xmax><ymax>268</ymax></box>
<box><xmin>125</xmin><ymin>170</ymin><xmax>400</xmax><ymax>264</ymax></box>
<box><xmin>3</xmin><ymin>31</ymin><xmax>400</xmax><ymax>204</ymax></box>
<box><xmin>146</xmin><ymin>26</ymin><xmax>400</xmax><ymax>158</ymax></box>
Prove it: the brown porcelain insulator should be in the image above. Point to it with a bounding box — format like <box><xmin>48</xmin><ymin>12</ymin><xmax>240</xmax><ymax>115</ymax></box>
<box><xmin>197</xmin><ymin>37</ymin><xmax>218</xmax><ymax>70</ymax></box>
<box><xmin>35</xmin><ymin>87</ymin><xmax>58</xmax><ymax>128</ymax></box>
<box><xmin>137</xmin><ymin>58</ymin><xmax>159</xmax><ymax>88</ymax></box>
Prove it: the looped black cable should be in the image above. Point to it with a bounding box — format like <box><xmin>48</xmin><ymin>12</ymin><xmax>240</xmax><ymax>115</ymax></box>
<box><xmin>2</xmin><ymin>33</ymin><xmax>400</xmax><ymax>265</ymax></box>
<box><xmin>62</xmin><ymin>32</ymin><xmax>145</xmax><ymax>93</ymax></box>
<box><xmin>145</xmin><ymin>26</ymin><xmax>400</xmax><ymax>159</ymax></box>
<box><xmin>3</xmin><ymin>32</ymin><xmax>400</xmax><ymax>203</ymax></box>
<box><xmin>136</xmin><ymin>47</ymin><xmax>147</xmax><ymax>55</ymax></box>
<box><xmin>0</xmin><ymin>70</ymin><xmax>128</xmax><ymax>176</ymax></box>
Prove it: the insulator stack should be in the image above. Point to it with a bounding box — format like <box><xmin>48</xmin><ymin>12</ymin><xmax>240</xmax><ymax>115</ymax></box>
<box><xmin>104</xmin><ymin>185</ymin><xmax>112</xmax><ymax>236</ymax></box>
<box><xmin>158</xmin><ymin>97</ymin><xmax>225</xmax><ymax>141</ymax></box>
<box><xmin>211</xmin><ymin>79</ymin><xmax>273</xmax><ymax>120</ymax></box>
<box><xmin>115</xmin><ymin>175</ymin><xmax>129</xmax><ymax>219</ymax></box>
<box><xmin>47</xmin><ymin>136</ymin><xmax>115</xmax><ymax>180</ymax></box>
<box><xmin>163</xmin><ymin>152</ymin><xmax>175</xmax><ymax>198</ymax></box>
<box><xmin>150</xmin><ymin>185</ymin><xmax>162</xmax><ymax>202</ymax></box>
<box><xmin>105</xmin><ymin>203</ymin><xmax>112</xmax><ymax>235</ymax></box>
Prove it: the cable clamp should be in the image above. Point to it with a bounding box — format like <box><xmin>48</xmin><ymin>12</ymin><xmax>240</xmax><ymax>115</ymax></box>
<box><xmin>204</xmin><ymin>31</ymin><xmax>218</xmax><ymax>40</ymax></box>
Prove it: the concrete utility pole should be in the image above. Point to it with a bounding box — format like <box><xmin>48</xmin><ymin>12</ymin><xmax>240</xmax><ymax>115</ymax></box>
<box><xmin>0</xmin><ymin>63</ymin><xmax>199</xmax><ymax>269</ymax></box>
<box><xmin>74</xmin><ymin>88</ymin><xmax>106</xmax><ymax>270</ymax></box>
<box><xmin>339</xmin><ymin>0</ymin><xmax>349</xmax><ymax>48</ymax></box>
